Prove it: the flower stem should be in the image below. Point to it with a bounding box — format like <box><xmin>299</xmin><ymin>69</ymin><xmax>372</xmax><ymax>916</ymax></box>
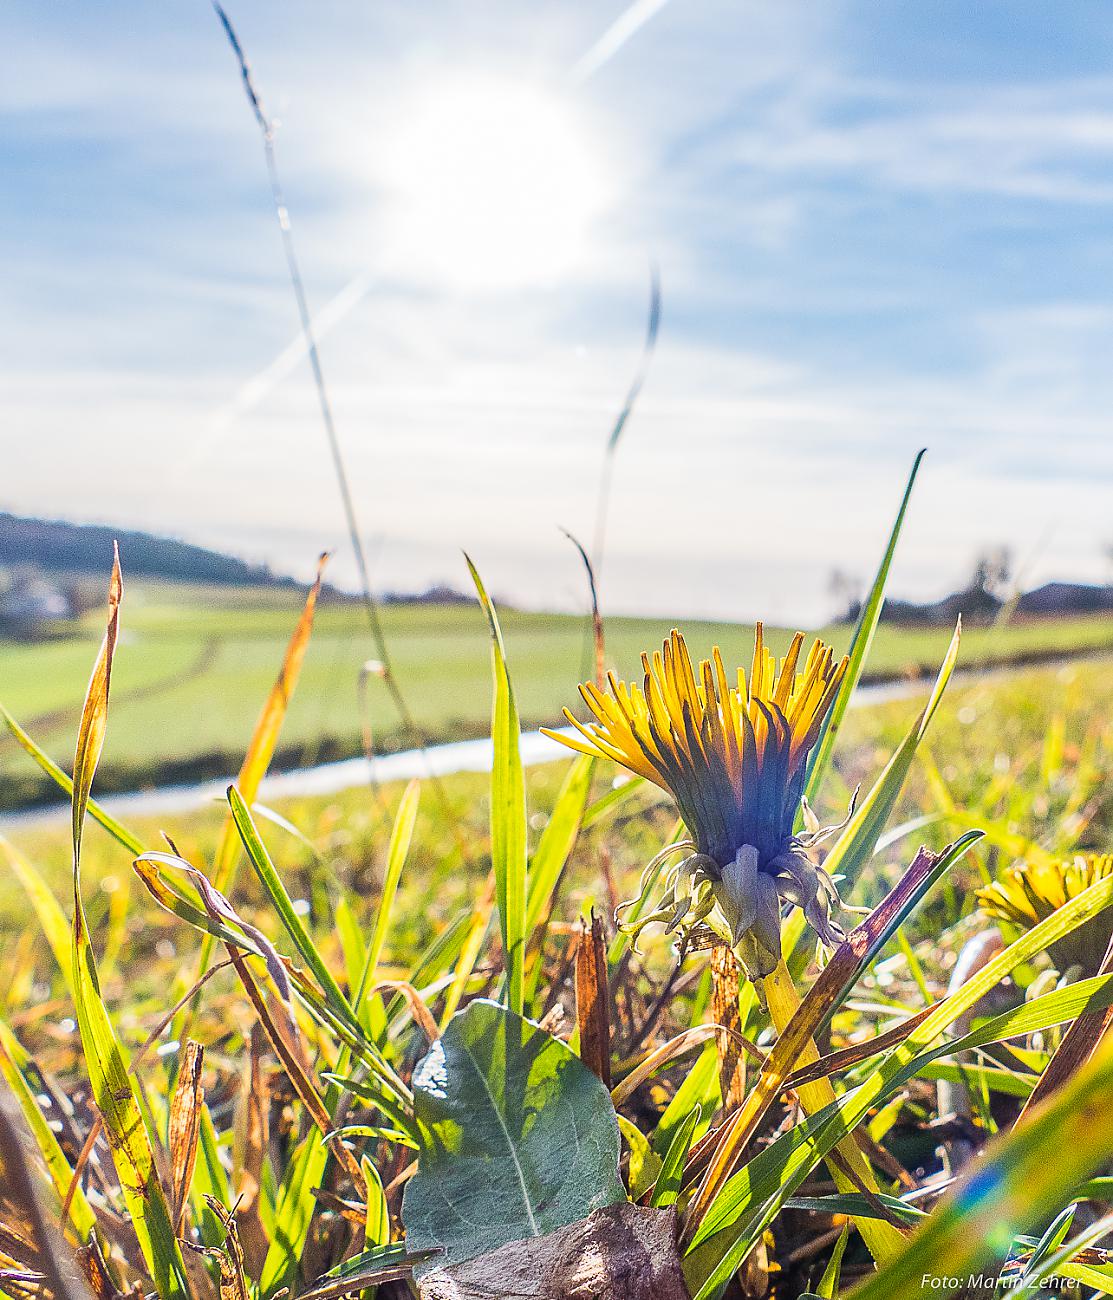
<box><xmin>762</xmin><ymin>959</ymin><xmax>905</xmax><ymax>1264</ymax></box>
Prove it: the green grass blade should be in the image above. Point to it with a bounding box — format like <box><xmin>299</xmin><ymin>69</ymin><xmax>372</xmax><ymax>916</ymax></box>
<box><xmin>820</xmin><ymin>619</ymin><xmax>961</xmax><ymax>888</ymax></box>
<box><xmin>802</xmin><ymin>448</ymin><xmax>925</xmax><ymax>814</ymax></box>
<box><xmin>525</xmin><ymin>754</ymin><xmax>593</xmax><ymax>934</ymax></box>
<box><xmin>354</xmin><ymin>778</ymin><xmax>420</xmax><ymax>1010</ymax></box>
<box><xmin>467</xmin><ymin>556</ymin><xmax>528</xmax><ymax>1017</ymax></box>
<box><xmin>0</xmin><ymin>702</ymin><xmax>143</xmax><ymax>855</ymax></box>
<box><xmin>0</xmin><ymin>836</ymin><xmax>73</xmax><ymax>996</ymax></box>
<box><xmin>849</xmin><ymin>1031</ymin><xmax>1113</xmax><ymax>1300</ymax></box>
<box><xmin>687</xmin><ymin>870</ymin><xmax>1113</xmax><ymax>1289</ymax></box>
<box><xmin>260</xmin><ymin>1131</ymin><xmax>330</xmax><ymax>1298</ymax></box>
<box><xmin>652</xmin><ymin>1105</ymin><xmax>703</xmax><ymax>1208</ymax></box>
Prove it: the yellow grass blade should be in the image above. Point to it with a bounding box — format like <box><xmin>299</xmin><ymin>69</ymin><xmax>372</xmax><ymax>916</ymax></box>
<box><xmin>68</xmin><ymin>551</ymin><xmax>193</xmax><ymax>1300</ymax></box>
<box><xmin>212</xmin><ymin>554</ymin><xmax>328</xmax><ymax>891</ymax></box>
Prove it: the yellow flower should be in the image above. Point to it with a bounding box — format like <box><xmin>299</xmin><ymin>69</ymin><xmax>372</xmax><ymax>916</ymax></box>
<box><xmin>543</xmin><ymin>625</ymin><xmax>849</xmax><ymax>982</ymax></box>
<box><xmin>976</xmin><ymin>853</ymin><xmax>1113</xmax><ymax>974</ymax></box>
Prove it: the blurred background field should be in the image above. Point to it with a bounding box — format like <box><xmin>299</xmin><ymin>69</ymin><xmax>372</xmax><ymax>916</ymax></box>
<box><xmin>3</xmin><ymin>649</ymin><xmax>1108</xmax><ymax>971</ymax></box>
<box><xmin>2</xmin><ymin>575</ymin><xmax>1111</xmax><ymax>809</ymax></box>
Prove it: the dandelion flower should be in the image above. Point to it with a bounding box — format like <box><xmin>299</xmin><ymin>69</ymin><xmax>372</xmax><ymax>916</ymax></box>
<box><xmin>543</xmin><ymin>626</ymin><xmax>850</xmax><ymax>983</ymax></box>
<box><xmin>977</xmin><ymin>853</ymin><xmax>1113</xmax><ymax>975</ymax></box>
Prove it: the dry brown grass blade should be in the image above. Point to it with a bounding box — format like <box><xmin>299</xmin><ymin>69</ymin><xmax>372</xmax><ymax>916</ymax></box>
<box><xmin>711</xmin><ymin>945</ymin><xmax>746</xmax><ymax>1110</ymax></box>
<box><xmin>575</xmin><ymin>912</ymin><xmax>612</xmax><ymax>1087</ymax></box>
<box><xmin>232</xmin><ymin>1025</ymin><xmax>268</xmax><ymax>1273</ymax></box>
<box><xmin>212</xmin><ymin>554</ymin><xmax>327</xmax><ymax>891</ymax></box>
<box><xmin>1018</xmin><ymin>929</ymin><xmax>1113</xmax><ymax>1119</ymax></box>
<box><xmin>221</xmin><ymin>936</ymin><xmax>367</xmax><ymax>1198</ymax></box>
<box><xmin>782</xmin><ymin>1002</ymin><xmax>939</xmax><ymax>1091</ymax></box>
<box><xmin>168</xmin><ymin>1043</ymin><xmax>204</xmax><ymax>1235</ymax></box>
<box><xmin>612</xmin><ymin>1025</ymin><xmax>764</xmax><ymax>1109</ymax></box>
<box><xmin>371</xmin><ymin>981</ymin><xmax>440</xmax><ymax>1044</ymax></box>
<box><xmin>73</xmin><ymin>1240</ymin><xmax>118</xmax><ymax>1300</ymax></box>
<box><xmin>189</xmin><ymin>1199</ymin><xmax>249</xmax><ymax>1300</ymax></box>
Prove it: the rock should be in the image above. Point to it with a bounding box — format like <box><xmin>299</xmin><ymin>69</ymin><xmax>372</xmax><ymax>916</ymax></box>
<box><xmin>419</xmin><ymin>1202</ymin><xmax>690</xmax><ymax>1300</ymax></box>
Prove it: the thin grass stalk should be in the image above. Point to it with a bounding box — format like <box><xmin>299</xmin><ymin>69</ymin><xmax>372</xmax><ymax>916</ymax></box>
<box><xmin>211</xmin><ymin>3</ymin><xmax>454</xmax><ymax>811</ymax></box>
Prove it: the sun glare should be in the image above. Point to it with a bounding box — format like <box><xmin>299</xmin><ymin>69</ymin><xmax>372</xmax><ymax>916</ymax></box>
<box><xmin>379</xmin><ymin>75</ymin><xmax>610</xmax><ymax>291</ymax></box>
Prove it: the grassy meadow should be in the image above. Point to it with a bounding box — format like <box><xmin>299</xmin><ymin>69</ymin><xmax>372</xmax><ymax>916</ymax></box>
<box><xmin>3</xmin><ymin>652</ymin><xmax>1108</xmax><ymax>963</ymax></box>
<box><xmin>2</xmin><ymin>576</ymin><xmax>1112</xmax><ymax>808</ymax></box>
<box><xmin>2</xmin><ymin>528</ymin><xmax>1113</xmax><ymax>1298</ymax></box>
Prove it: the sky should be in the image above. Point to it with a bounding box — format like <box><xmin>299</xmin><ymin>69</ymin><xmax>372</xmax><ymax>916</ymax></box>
<box><xmin>2</xmin><ymin>0</ymin><xmax>1113</xmax><ymax>624</ymax></box>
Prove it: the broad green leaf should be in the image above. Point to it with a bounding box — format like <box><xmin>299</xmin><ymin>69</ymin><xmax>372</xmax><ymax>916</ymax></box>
<box><xmin>803</xmin><ymin>448</ymin><xmax>925</xmax><ymax>815</ymax></box>
<box><xmin>402</xmin><ymin>999</ymin><xmax>624</xmax><ymax>1272</ymax></box>
<box><xmin>467</xmin><ymin>557</ymin><xmax>528</xmax><ymax>1016</ymax></box>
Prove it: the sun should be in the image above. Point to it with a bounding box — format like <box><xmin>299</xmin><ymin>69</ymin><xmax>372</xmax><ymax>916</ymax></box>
<box><xmin>378</xmin><ymin>74</ymin><xmax>611</xmax><ymax>291</ymax></box>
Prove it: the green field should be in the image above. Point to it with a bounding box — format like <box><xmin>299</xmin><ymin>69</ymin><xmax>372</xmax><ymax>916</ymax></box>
<box><xmin>4</xmin><ymin>653</ymin><xmax>1109</xmax><ymax>960</ymax></box>
<box><xmin>2</xmin><ymin>578</ymin><xmax>1112</xmax><ymax>806</ymax></box>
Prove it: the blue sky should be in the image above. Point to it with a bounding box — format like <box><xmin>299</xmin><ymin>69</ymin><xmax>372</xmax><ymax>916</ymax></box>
<box><xmin>2</xmin><ymin>1</ymin><xmax>1112</xmax><ymax>622</ymax></box>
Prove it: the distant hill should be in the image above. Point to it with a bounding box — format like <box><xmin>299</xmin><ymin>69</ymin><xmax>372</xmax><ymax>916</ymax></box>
<box><xmin>0</xmin><ymin>512</ymin><xmax>300</xmax><ymax>588</ymax></box>
<box><xmin>1015</xmin><ymin>582</ymin><xmax>1113</xmax><ymax>616</ymax></box>
<box><xmin>879</xmin><ymin>580</ymin><xmax>1113</xmax><ymax>626</ymax></box>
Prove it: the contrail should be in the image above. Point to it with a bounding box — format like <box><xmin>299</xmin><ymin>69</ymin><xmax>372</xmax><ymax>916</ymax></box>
<box><xmin>570</xmin><ymin>0</ymin><xmax>673</xmax><ymax>84</ymax></box>
<box><xmin>187</xmin><ymin>271</ymin><xmax>373</xmax><ymax>461</ymax></box>
<box><xmin>202</xmin><ymin>0</ymin><xmax>672</xmax><ymax>436</ymax></box>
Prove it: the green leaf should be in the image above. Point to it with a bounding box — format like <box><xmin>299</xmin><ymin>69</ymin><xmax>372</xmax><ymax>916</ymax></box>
<box><xmin>467</xmin><ymin>557</ymin><xmax>528</xmax><ymax>1017</ymax></box>
<box><xmin>0</xmin><ymin>835</ymin><xmax>74</xmax><ymax>996</ymax></box>
<box><xmin>0</xmin><ymin>701</ymin><xmax>144</xmax><ymax>857</ymax></box>
<box><xmin>785</xmin><ymin>1193</ymin><xmax>927</xmax><ymax>1227</ymax></box>
<box><xmin>816</xmin><ymin>1223</ymin><xmax>852</xmax><ymax>1299</ymax></box>
<box><xmin>802</xmin><ymin>448</ymin><xmax>925</xmax><ymax>815</ymax></box>
<box><xmin>653</xmin><ymin>1043</ymin><xmax>720</xmax><ymax>1156</ymax></box>
<box><xmin>68</xmin><ymin>554</ymin><xmax>191</xmax><ymax>1300</ymax></box>
<box><xmin>525</xmin><ymin>754</ymin><xmax>594</xmax><ymax>935</ymax></box>
<box><xmin>686</xmin><ymin>869</ymin><xmax>1113</xmax><ymax>1296</ymax></box>
<box><xmin>402</xmin><ymin>999</ymin><xmax>624</xmax><ymax>1273</ymax></box>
